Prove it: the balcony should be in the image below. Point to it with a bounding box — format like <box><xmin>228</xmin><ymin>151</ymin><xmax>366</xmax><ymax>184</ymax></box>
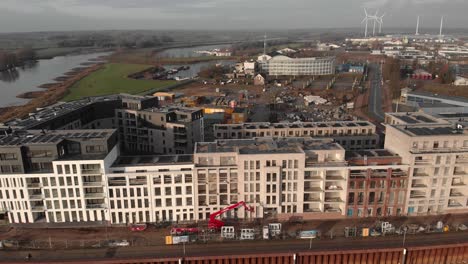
<box><xmin>129</xmin><ymin>179</ymin><xmax>147</xmax><ymax>186</ymax></box>
<box><xmin>448</xmin><ymin>200</ymin><xmax>463</xmax><ymax>208</ymax></box>
<box><xmin>304</xmin><ymin>208</ymin><xmax>322</xmax><ymax>213</ymax></box>
<box><xmin>86</xmin><ymin>203</ymin><xmax>107</xmax><ymax>209</ymax></box>
<box><xmin>81</xmin><ymin>169</ymin><xmax>102</xmax><ymax>175</ymax></box>
<box><xmin>304</xmin><ymin>196</ymin><xmax>321</xmax><ymax>202</ymax></box>
<box><xmin>31</xmin><ymin>206</ymin><xmax>45</xmax><ymax>212</ymax></box>
<box><xmin>452</xmin><ymin>182</ymin><xmax>466</xmax><ymax>187</ymax></box>
<box><xmin>413</xmin><ymin>172</ymin><xmax>429</xmax><ymax>177</ymax></box>
<box><xmin>306</xmin><ymin>161</ymin><xmax>347</xmax><ymax>167</ymax></box>
<box><xmin>324</xmin><ymin>207</ymin><xmax>342</xmax><ymax>213</ymax></box>
<box><xmin>325</xmin><ymin>185</ymin><xmax>343</xmax><ymax>191</ymax></box>
<box><xmin>326</xmin><ymin>176</ymin><xmax>345</xmax><ymax>181</ymax></box>
<box><xmin>391</xmin><ymin>170</ymin><xmax>408</xmax><ymax>177</ymax></box>
<box><xmin>350</xmin><ymin>172</ymin><xmax>367</xmax><ymax>178</ymax></box>
<box><xmin>27</xmin><ymin>183</ymin><xmax>42</xmax><ymax>188</ymax></box>
<box><xmin>450</xmin><ymin>191</ymin><xmax>464</xmax><ymax>197</ymax></box>
<box><xmin>83</xmin><ymin>182</ymin><xmax>103</xmax><ymax>187</ymax></box>
<box><xmin>29</xmin><ymin>194</ymin><xmax>43</xmax><ymax>200</ymax></box>
<box><xmin>109</xmin><ymin>179</ymin><xmax>126</xmax><ymax>186</ymax></box>
<box><xmin>370</xmin><ymin>172</ymin><xmax>388</xmax><ymax>178</ymax></box>
<box><xmin>324</xmin><ymin>197</ymin><xmax>344</xmax><ymax>203</ymax></box>
<box><xmin>411</xmin><ymin>183</ymin><xmax>428</xmax><ymax>188</ymax></box>
<box><xmin>410</xmin><ymin>192</ymin><xmax>426</xmax><ymax>199</ymax></box>
<box><xmin>455</xmin><ymin>156</ymin><xmax>468</xmax><ymax>164</ymax></box>
<box><xmin>414</xmin><ymin>159</ymin><xmax>432</xmax><ymax>165</ymax></box>
<box><xmin>304</xmin><ymin>186</ymin><xmax>323</xmax><ymax>192</ymax></box>
<box><xmin>84</xmin><ymin>193</ymin><xmax>105</xmax><ymax>199</ymax></box>
<box><xmin>454</xmin><ymin>170</ymin><xmax>468</xmax><ymax>176</ymax></box>
<box><xmin>304</xmin><ymin>175</ymin><xmax>323</xmax><ymax>181</ymax></box>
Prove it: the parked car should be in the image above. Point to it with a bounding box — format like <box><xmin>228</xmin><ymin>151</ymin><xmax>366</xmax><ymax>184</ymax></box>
<box><xmin>130</xmin><ymin>223</ymin><xmax>147</xmax><ymax>232</ymax></box>
<box><xmin>108</xmin><ymin>240</ymin><xmax>130</xmax><ymax>247</ymax></box>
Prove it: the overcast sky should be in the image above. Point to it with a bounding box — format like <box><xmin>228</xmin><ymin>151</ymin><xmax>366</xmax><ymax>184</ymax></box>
<box><xmin>0</xmin><ymin>0</ymin><xmax>467</xmax><ymax>32</ymax></box>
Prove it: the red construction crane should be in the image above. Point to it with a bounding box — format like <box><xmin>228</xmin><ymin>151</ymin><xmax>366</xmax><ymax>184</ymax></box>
<box><xmin>208</xmin><ymin>201</ymin><xmax>254</xmax><ymax>230</ymax></box>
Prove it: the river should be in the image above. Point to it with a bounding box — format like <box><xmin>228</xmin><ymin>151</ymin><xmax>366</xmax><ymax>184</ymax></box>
<box><xmin>0</xmin><ymin>52</ymin><xmax>110</xmax><ymax>107</ymax></box>
<box><xmin>156</xmin><ymin>44</ymin><xmax>232</xmax><ymax>58</ymax></box>
<box><xmin>0</xmin><ymin>44</ymin><xmax>233</xmax><ymax>108</ymax></box>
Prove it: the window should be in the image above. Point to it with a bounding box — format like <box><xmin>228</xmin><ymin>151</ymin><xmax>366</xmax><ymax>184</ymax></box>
<box><xmin>31</xmin><ymin>150</ymin><xmax>52</xmax><ymax>158</ymax></box>
<box><xmin>0</xmin><ymin>153</ymin><xmax>17</xmax><ymax>160</ymax></box>
<box><xmin>86</xmin><ymin>145</ymin><xmax>105</xmax><ymax>153</ymax></box>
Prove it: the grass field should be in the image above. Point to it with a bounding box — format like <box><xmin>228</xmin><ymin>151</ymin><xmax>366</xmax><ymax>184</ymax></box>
<box><xmin>63</xmin><ymin>63</ymin><xmax>177</xmax><ymax>101</ymax></box>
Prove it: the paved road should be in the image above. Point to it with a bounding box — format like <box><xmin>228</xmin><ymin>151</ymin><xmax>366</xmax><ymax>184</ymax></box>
<box><xmin>2</xmin><ymin>231</ymin><xmax>468</xmax><ymax>263</ymax></box>
<box><xmin>368</xmin><ymin>63</ymin><xmax>385</xmax><ymax>122</ymax></box>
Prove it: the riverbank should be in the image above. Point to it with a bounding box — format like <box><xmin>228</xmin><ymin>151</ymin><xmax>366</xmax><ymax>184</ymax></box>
<box><xmin>0</xmin><ymin>64</ymin><xmax>104</xmax><ymax>122</ymax></box>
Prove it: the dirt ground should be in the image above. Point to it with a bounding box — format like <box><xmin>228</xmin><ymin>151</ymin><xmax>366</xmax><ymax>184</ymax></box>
<box><xmin>1</xmin><ymin>213</ymin><xmax>466</xmax><ymax>249</ymax></box>
<box><xmin>173</xmin><ymin>83</ymin><xmax>264</xmax><ymax>98</ymax></box>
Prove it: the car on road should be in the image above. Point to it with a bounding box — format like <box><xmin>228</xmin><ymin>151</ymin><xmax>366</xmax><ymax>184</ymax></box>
<box><xmin>108</xmin><ymin>240</ymin><xmax>130</xmax><ymax>247</ymax></box>
<box><xmin>130</xmin><ymin>223</ymin><xmax>147</xmax><ymax>232</ymax></box>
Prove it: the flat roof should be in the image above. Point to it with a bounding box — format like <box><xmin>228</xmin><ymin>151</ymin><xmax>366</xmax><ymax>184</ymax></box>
<box><xmin>196</xmin><ymin>138</ymin><xmax>341</xmax><ymax>155</ymax></box>
<box><xmin>0</xmin><ymin>129</ymin><xmax>115</xmax><ymax>146</ymax></box>
<box><xmin>346</xmin><ymin>149</ymin><xmax>398</xmax><ymax>159</ymax></box>
<box><xmin>112</xmin><ymin>155</ymin><xmax>193</xmax><ymax>167</ymax></box>
<box><xmin>387</xmin><ymin>112</ymin><xmax>441</xmax><ymax>124</ymax></box>
<box><xmin>1</xmin><ymin>95</ymin><xmax>120</xmax><ymax>129</ymax></box>
<box><xmin>393</xmin><ymin>125</ymin><xmax>467</xmax><ymax>137</ymax></box>
<box><xmin>215</xmin><ymin>121</ymin><xmax>374</xmax><ymax>130</ymax></box>
<box><xmin>407</xmin><ymin>90</ymin><xmax>468</xmax><ymax>104</ymax></box>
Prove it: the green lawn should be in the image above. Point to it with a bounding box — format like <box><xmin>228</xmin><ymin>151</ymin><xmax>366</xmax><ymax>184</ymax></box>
<box><xmin>63</xmin><ymin>63</ymin><xmax>177</xmax><ymax>101</ymax></box>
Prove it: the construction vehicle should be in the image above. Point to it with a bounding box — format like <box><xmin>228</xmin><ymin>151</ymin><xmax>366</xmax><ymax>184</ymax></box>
<box><xmin>208</xmin><ymin>201</ymin><xmax>254</xmax><ymax>230</ymax></box>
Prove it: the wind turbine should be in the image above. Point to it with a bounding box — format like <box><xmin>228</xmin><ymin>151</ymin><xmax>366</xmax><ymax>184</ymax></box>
<box><xmin>416</xmin><ymin>16</ymin><xmax>420</xmax><ymax>35</ymax></box>
<box><xmin>371</xmin><ymin>10</ymin><xmax>380</xmax><ymax>36</ymax></box>
<box><xmin>378</xmin><ymin>13</ymin><xmax>385</xmax><ymax>34</ymax></box>
<box><xmin>361</xmin><ymin>8</ymin><xmax>370</xmax><ymax>38</ymax></box>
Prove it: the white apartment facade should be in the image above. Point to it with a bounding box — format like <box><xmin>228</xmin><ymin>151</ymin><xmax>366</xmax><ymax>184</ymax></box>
<box><xmin>385</xmin><ymin>113</ymin><xmax>468</xmax><ymax>215</ymax></box>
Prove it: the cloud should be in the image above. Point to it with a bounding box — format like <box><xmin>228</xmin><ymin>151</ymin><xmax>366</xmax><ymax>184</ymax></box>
<box><xmin>0</xmin><ymin>0</ymin><xmax>466</xmax><ymax>32</ymax></box>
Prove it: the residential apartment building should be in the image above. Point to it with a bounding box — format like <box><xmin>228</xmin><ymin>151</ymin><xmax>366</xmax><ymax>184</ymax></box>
<box><xmin>1</xmin><ymin>112</ymin><xmax>467</xmax><ymax>225</ymax></box>
<box><xmin>0</xmin><ymin>129</ymin><xmax>118</xmax><ymax>223</ymax></box>
<box><xmin>214</xmin><ymin>121</ymin><xmax>380</xmax><ymax>150</ymax></box>
<box><xmin>194</xmin><ymin>138</ymin><xmax>348</xmax><ymax>220</ymax></box>
<box><xmin>257</xmin><ymin>55</ymin><xmax>335</xmax><ymax>76</ymax></box>
<box><xmin>346</xmin><ymin>150</ymin><xmax>409</xmax><ymax>217</ymax></box>
<box><xmin>107</xmin><ymin>155</ymin><xmax>195</xmax><ymax>223</ymax></box>
<box><xmin>385</xmin><ymin>112</ymin><xmax>468</xmax><ymax>215</ymax></box>
<box><xmin>0</xmin><ymin>95</ymin><xmax>121</xmax><ymax>131</ymax></box>
<box><xmin>116</xmin><ymin>95</ymin><xmax>204</xmax><ymax>155</ymax></box>
<box><xmin>0</xmin><ymin>94</ymin><xmax>205</xmax><ymax>156</ymax></box>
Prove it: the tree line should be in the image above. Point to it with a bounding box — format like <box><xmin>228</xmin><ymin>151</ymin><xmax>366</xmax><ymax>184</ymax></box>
<box><xmin>0</xmin><ymin>48</ymin><xmax>36</xmax><ymax>72</ymax></box>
